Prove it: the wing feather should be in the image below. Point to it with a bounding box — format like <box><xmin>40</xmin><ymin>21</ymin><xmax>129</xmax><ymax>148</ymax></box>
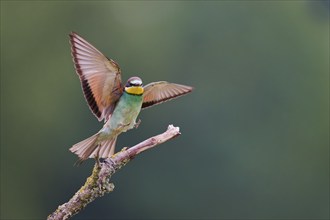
<box><xmin>69</xmin><ymin>32</ymin><xmax>123</xmax><ymax>121</ymax></box>
<box><xmin>142</xmin><ymin>81</ymin><xmax>193</xmax><ymax>109</ymax></box>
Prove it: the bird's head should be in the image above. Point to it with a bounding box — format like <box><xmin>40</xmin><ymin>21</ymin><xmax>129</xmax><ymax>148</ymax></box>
<box><xmin>124</xmin><ymin>77</ymin><xmax>144</xmax><ymax>95</ymax></box>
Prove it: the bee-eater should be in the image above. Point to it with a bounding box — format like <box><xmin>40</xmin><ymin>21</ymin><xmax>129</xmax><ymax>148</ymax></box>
<box><xmin>69</xmin><ymin>32</ymin><xmax>193</xmax><ymax>161</ymax></box>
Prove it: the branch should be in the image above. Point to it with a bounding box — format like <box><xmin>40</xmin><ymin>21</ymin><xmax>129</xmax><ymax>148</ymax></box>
<box><xmin>47</xmin><ymin>125</ymin><xmax>181</xmax><ymax>220</ymax></box>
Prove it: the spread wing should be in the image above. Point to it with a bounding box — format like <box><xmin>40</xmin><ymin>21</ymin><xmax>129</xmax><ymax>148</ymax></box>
<box><xmin>142</xmin><ymin>81</ymin><xmax>193</xmax><ymax>109</ymax></box>
<box><xmin>69</xmin><ymin>32</ymin><xmax>123</xmax><ymax>122</ymax></box>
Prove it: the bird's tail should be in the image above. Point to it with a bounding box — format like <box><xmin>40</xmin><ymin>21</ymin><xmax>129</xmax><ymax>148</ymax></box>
<box><xmin>69</xmin><ymin>134</ymin><xmax>117</xmax><ymax>163</ymax></box>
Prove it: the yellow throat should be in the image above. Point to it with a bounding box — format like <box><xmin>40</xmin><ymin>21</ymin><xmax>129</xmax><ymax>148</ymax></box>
<box><xmin>125</xmin><ymin>86</ymin><xmax>144</xmax><ymax>95</ymax></box>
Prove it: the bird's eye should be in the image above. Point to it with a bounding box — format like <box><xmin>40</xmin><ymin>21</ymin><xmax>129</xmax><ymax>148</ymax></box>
<box><xmin>126</xmin><ymin>78</ymin><xmax>142</xmax><ymax>87</ymax></box>
<box><xmin>129</xmin><ymin>81</ymin><xmax>142</xmax><ymax>87</ymax></box>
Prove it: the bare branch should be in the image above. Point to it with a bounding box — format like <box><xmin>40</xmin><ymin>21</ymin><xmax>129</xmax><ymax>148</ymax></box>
<box><xmin>47</xmin><ymin>125</ymin><xmax>181</xmax><ymax>220</ymax></box>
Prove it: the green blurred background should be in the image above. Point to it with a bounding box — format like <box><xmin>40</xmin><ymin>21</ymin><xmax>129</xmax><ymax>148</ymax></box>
<box><xmin>1</xmin><ymin>1</ymin><xmax>329</xmax><ymax>219</ymax></box>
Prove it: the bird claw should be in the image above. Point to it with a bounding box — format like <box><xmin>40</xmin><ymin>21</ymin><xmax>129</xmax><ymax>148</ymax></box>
<box><xmin>95</xmin><ymin>155</ymin><xmax>101</xmax><ymax>167</ymax></box>
<box><xmin>134</xmin><ymin>119</ymin><xmax>141</xmax><ymax>128</ymax></box>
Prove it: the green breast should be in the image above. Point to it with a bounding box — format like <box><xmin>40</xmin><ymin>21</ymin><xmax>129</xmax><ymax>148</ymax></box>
<box><xmin>109</xmin><ymin>91</ymin><xmax>143</xmax><ymax>131</ymax></box>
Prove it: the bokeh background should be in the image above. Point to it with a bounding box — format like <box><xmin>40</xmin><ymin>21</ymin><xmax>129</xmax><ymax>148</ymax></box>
<box><xmin>1</xmin><ymin>1</ymin><xmax>329</xmax><ymax>219</ymax></box>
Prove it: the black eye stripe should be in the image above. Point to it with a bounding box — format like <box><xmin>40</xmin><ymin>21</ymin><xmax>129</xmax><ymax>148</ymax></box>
<box><xmin>130</xmin><ymin>81</ymin><xmax>142</xmax><ymax>85</ymax></box>
<box><xmin>126</xmin><ymin>82</ymin><xmax>142</xmax><ymax>87</ymax></box>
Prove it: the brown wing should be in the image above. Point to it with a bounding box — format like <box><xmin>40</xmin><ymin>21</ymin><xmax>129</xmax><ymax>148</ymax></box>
<box><xmin>69</xmin><ymin>32</ymin><xmax>123</xmax><ymax>121</ymax></box>
<box><xmin>142</xmin><ymin>81</ymin><xmax>193</xmax><ymax>109</ymax></box>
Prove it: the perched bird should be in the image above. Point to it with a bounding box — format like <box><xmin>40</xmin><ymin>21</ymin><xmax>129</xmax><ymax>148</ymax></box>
<box><xmin>69</xmin><ymin>32</ymin><xmax>193</xmax><ymax>162</ymax></box>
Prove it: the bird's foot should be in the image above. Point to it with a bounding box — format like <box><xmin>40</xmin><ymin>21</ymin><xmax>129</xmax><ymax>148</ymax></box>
<box><xmin>95</xmin><ymin>156</ymin><xmax>101</xmax><ymax>168</ymax></box>
<box><xmin>134</xmin><ymin>119</ymin><xmax>141</xmax><ymax>129</ymax></box>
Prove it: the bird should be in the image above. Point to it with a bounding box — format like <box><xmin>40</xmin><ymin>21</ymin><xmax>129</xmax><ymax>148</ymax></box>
<box><xmin>68</xmin><ymin>32</ymin><xmax>193</xmax><ymax>162</ymax></box>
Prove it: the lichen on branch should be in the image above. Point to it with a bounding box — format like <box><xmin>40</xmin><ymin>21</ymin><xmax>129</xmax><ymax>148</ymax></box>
<box><xmin>48</xmin><ymin>125</ymin><xmax>181</xmax><ymax>220</ymax></box>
